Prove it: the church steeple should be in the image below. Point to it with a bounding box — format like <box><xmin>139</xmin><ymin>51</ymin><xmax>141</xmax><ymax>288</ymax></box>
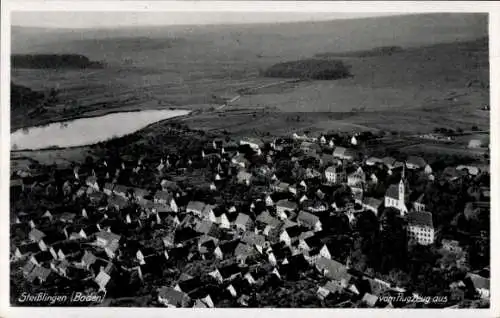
<box><xmin>398</xmin><ymin>163</ymin><xmax>408</xmax><ymax>216</ymax></box>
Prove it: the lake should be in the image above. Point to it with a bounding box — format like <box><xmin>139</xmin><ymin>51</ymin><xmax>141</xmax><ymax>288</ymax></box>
<box><xmin>11</xmin><ymin>109</ymin><xmax>191</xmax><ymax>151</ymax></box>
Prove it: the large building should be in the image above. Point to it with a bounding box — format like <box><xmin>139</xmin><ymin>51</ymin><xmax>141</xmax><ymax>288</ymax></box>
<box><xmin>325</xmin><ymin>166</ymin><xmax>346</xmax><ymax>184</ymax></box>
<box><xmin>407</xmin><ymin>211</ymin><xmax>434</xmax><ymax>245</ymax></box>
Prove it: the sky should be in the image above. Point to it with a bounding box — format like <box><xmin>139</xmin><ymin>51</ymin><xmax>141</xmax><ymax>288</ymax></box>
<box><xmin>11</xmin><ymin>12</ymin><xmax>403</xmax><ymax>29</ymax></box>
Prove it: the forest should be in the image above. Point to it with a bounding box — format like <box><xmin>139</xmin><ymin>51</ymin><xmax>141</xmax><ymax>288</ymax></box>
<box><xmin>11</xmin><ymin>54</ymin><xmax>104</xmax><ymax>69</ymax></box>
<box><xmin>262</xmin><ymin>59</ymin><xmax>352</xmax><ymax>80</ymax></box>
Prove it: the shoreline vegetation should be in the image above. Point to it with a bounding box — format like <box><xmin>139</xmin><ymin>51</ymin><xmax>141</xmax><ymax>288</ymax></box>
<box><xmin>11</xmin><ymin>54</ymin><xmax>105</xmax><ymax>69</ymax></box>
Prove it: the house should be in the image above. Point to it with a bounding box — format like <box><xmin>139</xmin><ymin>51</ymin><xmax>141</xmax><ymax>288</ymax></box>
<box><xmin>406</xmin><ymin>156</ymin><xmax>426</xmax><ymax>170</ymax></box>
<box><xmin>95</xmin><ymin>231</ymin><xmax>121</xmax><ymax>247</ymax></box>
<box><xmin>365</xmin><ymin>157</ymin><xmax>383</xmax><ymax>166</ymax></box>
<box><xmin>256</xmin><ymin>210</ymin><xmax>281</xmax><ymax>230</ymax></box>
<box><xmin>362</xmin><ymin>197</ymin><xmax>382</xmax><ymax>216</ymax></box>
<box><xmin>103</xmin><ymin>183</ymin><xmax>115</xmax><ymax>195</ymax></box>
<box><xmin>38</xmin><ymin>231</ymin><xmax>67</xmax><ymax>251</ymax></box>
<box><xmin>279</xmin><ymin>226</ymin><xmax>303</xmax><ymax>246</ymax></box>
<box><xmin>441</xmin><ymin>239</ymin><xmax>463</xmax><ymax>254</ymax></box>
<box><xmin>333</xmin><ymin>147</ymin><xmax>357</xmax><ymax>161</ymax></box>
<box><xmin>412</xmin><ymin>194</ymin><xmax>426</xmax><ymax>212</ymax></box>
<box><xmin>315</xmin><ymin>257</ymin><xmax>351</xmax><ymax>284</ymax></box>
<box><xmin>236</xmin><ymin>171</ymin><xmax>253</xmax><ymax>185</ymax></box>
<box><xmin>296</xmin><ymin>211</ymin><xmax>322</xmax><ymax>232</ymax></box>
<box><xmin>465</xmin><ymin>273</ymin><xmax>489</xmax><ymax>299</ymax></box>
<box><xmin>107</xmin><ymin>195</ymin><xmax>128</xmax><ymax>211</ymax></box>
<box><xmin>275</xmin><ymin>200</ymin><xmax>298</xmax><ymax>219</ymax></box>
<box><xmin>14</xmin><ymin>243</ymin><xmax>40</xmax><ymax>259</ymax></box>
<box><xmin>186</xmin><ymin>201</ymin><xmax>206</xmax><ymax>216</ymax></box>
<box><xmin>362</xmin><ymin>293</ymin><xmax>378</xmax><ymax>307</ymax></box>
<box><xmin>86</xmin><ymin>176</ymin><xmax>99</xmax><ymax>191</ymax></box>
<box><xmin>234</xmin><ymin>213</ymin><xmax>253</xmax><ymax>232</ymax></box>
<box><xmin>325</xmin><ymin>166</ymin><xmax>346</xmax><ymax>184</ymax></box>
<box><xmin>234</xmin><ymin>243</ymin><xmax>258</xmax><ymax>264</ymax></box>
<box><xmin>347</xmin><ymin>167</ymin><xmax>366</xmax><ymax>187</ymax></box>
<box><xmin>241</xmin><ymin>232</ymin><xmax>267</xmax><ymax>253</ymax></box>
<box><xmin>158</xmin><ymin>286</ymin><xmax>190</xmax><ymax>307</ymax></box>
<box><xmin>382</xmin><ymin>157</ymin><xmax>396</xmax><ymax>169</ymax></box>
<box><xmin>81</xmin><ymin>250</ymin><xmax>98</xmax><ymax>269</ymax></box>
<box><xmin>407</xmin><ymin>211</ymin><xmax>434</xmax><ymax>245</ymax></box>
<box><xmin>59</xmin><ymin>212</ymin><xmax>77</xmax><ymax>223</ymax></box>
<box><xmin>21</xmin><ymin>261</ymin><xmax>36</xmax><ymax>277</ymax></box>
<box><xmin>240</xmin><ymin>137</ymin><xmax>264</xmax><ymax>150</ymax></box>
<box><xmin>154</xmin><ymin>191</ymin><xmax>178</xmax><ymax>212</ymax></box>
<box><xmin>26</xmin><ymin>265</ymin><xmax>53</xmax><ymax>284</ymax></box>
<box><xmin>442</xmin><ymin>167</ymin><xmax>461</xmax><ymax>182</ymax></box>
<box><xmin>136</xmin><ymin>247</ymin><xmax>157</xmax><ymax>265</ymax></box>
<box><xmin>231</xmin><ymin>154</ymin><xmax>250</xmax><ymax>168</ymax></box>
<box><xmin>320</xmin><ymin>154</ymin><xmax>339</xmax><ymax>167</ymax></box>
<box><xmin>214</xmin><ymin>240</ymin><xmax>240</xmax><ymax>260</ymax></box>
<box><xmin>298</xmin><ymin>235</ymin><xmax>323</xmax><ymax>253</ymax></box>
<box><xmin>113</xmin><ymin>184</ymin><xmax>128</xmax><ymax>198</ymax></box>
<box><xmin>194</xmin><ymin>219</ymin><xmax>219</xmax><ymax>236</ymax></box>
<box><xmin>29</xmin><ymin>251</ymin><xmax>53</xmax><ymax>266</ymax></box>
<box><xmin>271</xmin><ymin>181</ymin><xmax>290</xmax><ymax>193</ymax></box>
<box><xmin>300</xmin><ymin>141</ymin><xmax>321</xmax><ymax>154</ymax></box>
<box><xmin>317</xmin><ymin>280</ymin><xmax>344</xmax><ymax>300</ymax></box>
<box><xmin>29</xmin><ymin>228</ymin><xmax>46</xmax><ymax>243</ymax></box>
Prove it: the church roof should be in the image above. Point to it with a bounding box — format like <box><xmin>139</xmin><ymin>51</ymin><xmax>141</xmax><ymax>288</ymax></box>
<box><xmin>385</xmin><ymin>184</ymin><xmax>399</xmax><ymax>200</ymax></box>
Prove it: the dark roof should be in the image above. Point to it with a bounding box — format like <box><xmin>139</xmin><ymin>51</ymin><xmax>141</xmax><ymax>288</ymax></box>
<box><xmin>219</xmin><ymin>240</ymin><xmax>241</xmax><ymax>255</ymax></box>
<box><xmin>303</xmin><ymin>235</ymin><xmax>323</xmax><ymax>249</ymax></box>
<box><xmin>284</xmin><ymin>225</ymin><xmax>304</xmax><ymax>238</ymax></box>
<box><xmin>177</xmin><ymin>277</ymin><xmax>203</xmax><ymax>294</ymax></box>
<box><xmin>17</xmin><ymin>242</ymin><xmax>40</xmax><ymax>255</ymax></box>
<box><xmin>385</xmin><ymin>184</ymin><xmax>399</xmax><ymax>200</ymax></box>
<box><xmin>158</xmin><ymin>286</ymin><xmax>189</xmax><ymax>306</ymax></box>
<box><xmin>407</xmin><ymin>211</ymin><xmax>433</xmax><ymax>228</ymax></box>
<box><xmin>32</xmin><ymin>251</ymin><xmax>53</xmax><ymax>263</ymax></box>
<box><xmin>219</xmin><ymin>263</ymin><xmax>243</xmax><ymax>279</ymax></box>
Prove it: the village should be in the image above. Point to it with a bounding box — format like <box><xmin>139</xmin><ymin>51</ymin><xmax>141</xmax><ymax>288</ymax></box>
<box><xmin>9</xmin><ymin>126</ymin><xmax>490</xmax><ymax>308</ymax></box>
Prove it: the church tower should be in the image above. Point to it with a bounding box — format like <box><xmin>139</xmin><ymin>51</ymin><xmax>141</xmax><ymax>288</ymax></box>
<box><xmin>398</xmin><ymin>165</ymin><xmax>408</xmax><ymax>216</ymax></box>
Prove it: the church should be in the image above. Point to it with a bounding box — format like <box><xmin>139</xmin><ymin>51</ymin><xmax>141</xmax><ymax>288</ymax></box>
<box><xmin>384</xmin><ymin>167</ymin><xmax>409</xmax><ymax>216</ymax></box>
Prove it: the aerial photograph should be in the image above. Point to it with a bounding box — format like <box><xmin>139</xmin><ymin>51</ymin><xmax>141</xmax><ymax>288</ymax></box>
<box><xmin>9</xmin><ymin>11</ymin><xmax>490</xmax><ymax>308</ymax></box>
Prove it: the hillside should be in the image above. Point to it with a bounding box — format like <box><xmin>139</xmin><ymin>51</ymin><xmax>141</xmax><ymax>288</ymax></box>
<box><xmin>10</xmin><ymin>13</ymin><xmax>488</xmax><ymax>131</ymax></box>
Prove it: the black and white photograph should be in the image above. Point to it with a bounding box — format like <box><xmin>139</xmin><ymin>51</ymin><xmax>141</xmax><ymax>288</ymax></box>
<box><xmin>2</xmin><ymin>3</ymin><xmax>495</xmax><ymax>314</ymax></box>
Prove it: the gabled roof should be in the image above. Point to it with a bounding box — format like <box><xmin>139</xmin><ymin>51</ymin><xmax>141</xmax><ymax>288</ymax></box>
<box><xmin>333</xmin><ymin>147</ymin><xmax>346</xmax><ymax>157</ymax></box>
<box><xmin>385</xmin><ymin>184</ymin><xmax>399</xmax><ymax>200</ymax></box>
<box><xmin>302</xmin><ymin>235</ymin><xmax>323</xmax><ymax>249</ymax></box>
<box><xmin>284</xmin><ymin>225</ymin><xmax>304</xmax><ymax>238</ymax></box>
<box><xmin>296</xmin><ymin>210</ymin><xmax>321</xmax><ymax>228</ymax></box>
<box><xmin>218</xmin><ymin>263</ymin><xmax>243</xmax><ymax>279</ymax></box>
<box><xmin>316</xmin><ymin>257</ymin><xmax>350</xmax><ymax>282</ymax></box>
<box><xmin>154</xmin><ymin>190</ymin><xmax>173</xmax><ymax>201</ymax></box>
<box><xmin>466</xmin><ymin>273</ymin><xmax>490</xmax><ymax>290</ymax></box>
<box><xmin>82</xmin><ymin>250</ymin><xmax>97</xmax><ymax>266</ymax></box>
<box><xmin>241</xmin><ymin>232</ymin><xmax>266</xmax><ymax>246</ymax></box>
<box><xmin>194</xmin><ymin>219</ymin><xmax>217</xmax><ymax>235</ymax></box>
<box><xmin>256</xmin><ymin>211</ymin><xmax>281</xmax><ymax>227</ymax></box>
<box><xmin>158</xmin><ymin>286</ymin><xmax>190</xmax><ymax>306</ymax></box>
<box><xmin>187</xmin><ymin>201</ymin><xmax>206</xmax><ymax>212</ymax></box>
<box><xmin>234</xmin><ymin>213</ymin><xmax>252</xmax><ymax>226</ymax></box>
<box><xmin>219</xmin><ymin>240</ymin><xmax>241</xmax><ymax>255</ymax></box>
<box><xmin>96</xmin><ymin>231</ymin><xmax>121</xmax><ymax>243</ymax></box>
<box><xmin>407</xmin><ymin>211</ymin><xmax>433</xmax><ymax>228</ymax></box>
<box><xmin>276</xmin><ymin>200</ymin><xmax>297</xmax><ymax>210</ymax></box>
<box><xmin>17</xmin><ymin>242</ymin><xmax>40</xmax><ymax>255</ymax></box>
<box><xmin>29</xmin><ymin>228</ymin><xmax>46</xmax><ymax>242</ymax></box>
<box><xmin>177</xmin><ymin>277</ymin><xmax>203</xmax><ymax>294</ymax></box>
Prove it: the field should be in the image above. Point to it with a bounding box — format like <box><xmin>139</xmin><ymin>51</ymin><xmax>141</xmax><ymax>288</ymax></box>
<box><xmin>10</xmin><ymin>13</ymin><xmax>489</xmax><ymax>147</ymax></box>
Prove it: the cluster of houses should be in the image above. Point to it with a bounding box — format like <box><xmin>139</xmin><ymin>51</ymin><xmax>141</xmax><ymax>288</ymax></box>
<box><xmin>10</xmin><ymin>130</ymin><xmax>490</xmax><ymax>307</ymax></box>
